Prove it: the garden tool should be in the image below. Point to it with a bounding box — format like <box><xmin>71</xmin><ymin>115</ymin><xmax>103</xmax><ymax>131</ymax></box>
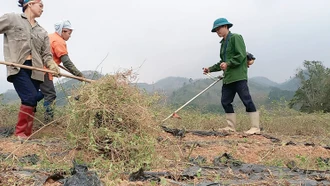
<box><xmin>162</xmin><ymin>74</ymin><xmax>223</xmax><ymax>123</ymax></box>
<box><xmin>0</xmin><ymin>61</ymin><xmax>95</xmax><ymax>83</ymax></box>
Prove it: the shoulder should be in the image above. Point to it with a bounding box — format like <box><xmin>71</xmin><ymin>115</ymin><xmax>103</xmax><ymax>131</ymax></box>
<box><xmin>0</xmin><ymin>12</ymin><xmax>18</xmax><ymax>20</ymax></box>
<box><xmin>231</xmin><ymin>33</ymin><xmax>243</xmax><ymax>38</ymax></box>
<box><xmin>5</xmin><ymin>13</ymin><xmax>18</xmax><ymax>18</ymax></box>
<box><xmin>49</xmin><ymin>33</ymin><xmax>66</xmax><ymax>46</ymax></box>
<box><xmin>230</xmin><ymin>33</ymin><xmax>245</xmax><ymax>42</ymax></box>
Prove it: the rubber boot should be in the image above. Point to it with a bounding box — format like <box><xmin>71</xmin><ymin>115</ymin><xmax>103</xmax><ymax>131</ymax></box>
<box><xmin>25</xmin><ymin>107</ymin><xmax>35</xmax><ymax>136</ymax></box>
<box><xmin>15</xmin><ymin>105</ymin><xmax>34</xmax><ymax>139</ymax></box>
<box><xmin>244</xmin><ymin>111</ymin><xmax>261</xmax><ymax>135</ymax></box>
<box><xmin>219</xmin><ymin>113</ymin><xmax>236</xmax><ymax>132</ymax></box>
<box><xmin>44</xmin><ymin>101</ymin><xmax>54</xmax><ymax>123</ymax></box>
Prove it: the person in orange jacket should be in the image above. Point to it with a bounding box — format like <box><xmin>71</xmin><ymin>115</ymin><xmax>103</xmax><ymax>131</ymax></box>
<box><xmin>0</xmin><ymin>0</ymin><xmax>60</xmax><ymax>139</ymax></box>
<box><xmin>40</xmin><ymin>20</ymin><xmax>83</xmax><ymax>122</ymax></box>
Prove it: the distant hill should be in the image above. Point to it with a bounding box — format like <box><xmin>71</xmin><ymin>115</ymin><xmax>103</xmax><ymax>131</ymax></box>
<box><xmin>0</xmin><ymin>89</ymin><xmax>19</xmax><ymax>105</ymax></box>
<box><xmin>249</xmin><ymin>76</ymin><xmax>279</xmax><ymax>87</ymax></box>
<box><xmin>267</xmin><ymin>87</ymin><xmax>295</xmax><ymax>104</ymax></box>
<box><xmin>249</xmin><ymin>76</ymin><xmax>300</xmax><ymax>91</ymax></box>
<box><xmin>277</xmin><ymin>77</ymin><xmax>301</xmax><ymax>91</ymax></box>
<box><xmin>135</xmin><ymin>77</ymin><xmax>192</xmax><ymax>96</ymax></box>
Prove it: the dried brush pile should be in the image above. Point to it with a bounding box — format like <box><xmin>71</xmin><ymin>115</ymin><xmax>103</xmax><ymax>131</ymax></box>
<box><xmin>65</xmin><ymin>70</ymin><xmax>160</xmax><ymax>171</ymax></box>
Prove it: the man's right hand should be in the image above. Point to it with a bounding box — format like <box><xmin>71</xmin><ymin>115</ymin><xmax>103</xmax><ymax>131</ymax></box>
<box><xmin>46</xmin><ymin>60</ymin><xmax>60</xmax><ymax>77</ymax></box>
<box><xmin>203</xmin><ymin>67</ymin><xmax>210</xmax><ymax>74</ymax></box>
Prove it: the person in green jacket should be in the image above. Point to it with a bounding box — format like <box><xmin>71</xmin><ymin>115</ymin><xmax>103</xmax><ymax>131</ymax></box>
<box><xmin>203</xmin><ymin>18</ymin><xmax>260</xmax><ymax>135</ymax></box>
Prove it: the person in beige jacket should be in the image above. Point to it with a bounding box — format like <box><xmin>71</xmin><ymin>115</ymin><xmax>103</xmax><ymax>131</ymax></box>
<box><xmin>0</xmin><ymin>0</ymin><xmax>60</xmax><ymax>139</ymax></box>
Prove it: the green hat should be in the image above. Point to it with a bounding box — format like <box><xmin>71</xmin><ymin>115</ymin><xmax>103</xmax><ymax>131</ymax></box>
<box><xmin>211</xmin><ymin>18</ymin><xmax>233</xmax><ymax>32</ymax></box>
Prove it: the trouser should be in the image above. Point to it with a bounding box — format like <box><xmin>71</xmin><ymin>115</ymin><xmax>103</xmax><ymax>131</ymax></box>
<box><xmin>11</xmin><ymin>60</ymin><xmax>42</xmax><ymax>107</ymax></box>
<box><xmin>10</xmin><ymin>60</ymin><xmax>42</xmax><ymax>137</ymax></box>
<box><xmin>40</xmin><ymin>72</ymin><xmax>56</xmax><ymax>122</ymax></box>
<box><xmin>221</xmin><ymin>80</ymin><xmax>257</xmax><ymax>113</ymax></box>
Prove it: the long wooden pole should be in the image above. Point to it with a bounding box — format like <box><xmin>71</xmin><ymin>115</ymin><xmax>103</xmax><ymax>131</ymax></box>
<box><xmin>0</xmin><ymin>61</ymin><xmax>95</xmax><ymax>83</ymax></box>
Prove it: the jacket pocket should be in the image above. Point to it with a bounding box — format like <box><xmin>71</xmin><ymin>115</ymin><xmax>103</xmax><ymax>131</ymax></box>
<box><xmin>13</xmin><ymin>26</ymin><xmax>28</xmax><ymax>41</ymax></box>
<box><xmin>31</xmin><ymin>32</ymin><xmax>44</xmax><ymax>51</ymax></box>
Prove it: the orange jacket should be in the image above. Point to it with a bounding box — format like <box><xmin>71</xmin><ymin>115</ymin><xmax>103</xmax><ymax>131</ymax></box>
<box><xmin>49</xmin><ymin>32</ymin><xmax>68</xmax><ymax>64</ymax></box>
<box><xmin>47</xmin><ymin>33</ymin><xmax>68</xmax><ymax>80</ymax></box>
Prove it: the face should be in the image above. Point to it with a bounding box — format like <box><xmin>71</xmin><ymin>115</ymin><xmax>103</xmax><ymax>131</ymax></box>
<box><xmin>215</xmin><ymin>25</ymin><xmax>226</xmax><ymax>37</ymax></box>
<box><xmin>28</xmin><ymin>1</ymin><xmax>44</xmax><ymax>18</ymax></box>
<box><xmin>61</xmin><ymin>28</ymin><xmax>73</xmax><ymax>41</ymax></box>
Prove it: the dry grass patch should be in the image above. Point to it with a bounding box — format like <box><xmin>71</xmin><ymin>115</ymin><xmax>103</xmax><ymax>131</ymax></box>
<box><xmin>63</xmin><ymin>70</ymin><xmax>162</xmax><ymax>174</ymax></box>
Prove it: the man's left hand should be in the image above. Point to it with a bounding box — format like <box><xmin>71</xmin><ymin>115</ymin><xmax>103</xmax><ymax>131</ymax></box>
<box><xmin>220</xmin><ymin>62</ymin><xmax>228</xmax><ymax>70</ymax></box>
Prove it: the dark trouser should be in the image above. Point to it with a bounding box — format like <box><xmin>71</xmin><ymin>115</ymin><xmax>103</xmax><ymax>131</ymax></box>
<box><xmin>11</xmin><ymin>60</ymin><xmax>42</xmax><ymax>107</ymax></box>
<box><xmin>40</xmin><ymin>73</ymin><xmax>56</xmax><ymax>122</ymax></box>
<box><xmin>221</xmin><ymin>80</ymin><xmax>257</xmax><ymax>113</ymax></box>
<box><xmin>40</xmin><ymin>73</ymin><xmax>56</xmax><ymax>103</ymax></box>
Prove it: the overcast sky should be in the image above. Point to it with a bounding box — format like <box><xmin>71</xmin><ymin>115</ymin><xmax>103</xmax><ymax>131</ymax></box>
<box><xmin>0</xmin><ymin>0</ymin><xmax>330</xmax><ymax>93</ymax></box>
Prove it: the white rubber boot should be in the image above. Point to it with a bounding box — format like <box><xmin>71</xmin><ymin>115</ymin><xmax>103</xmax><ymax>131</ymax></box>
<box><xmin>220</xmin><ymin>113</ymin><xmax>236</xmax><ymax>132</ymax></box>
<box><xmin>244</xmin><ymin>111</ymin><xmax>261</xmax><ymax>135</ymax></box>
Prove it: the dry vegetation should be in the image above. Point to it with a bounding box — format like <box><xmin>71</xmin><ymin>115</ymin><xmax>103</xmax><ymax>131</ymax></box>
<box><xmin>62</xmin><ymin>70</ymin><xmax>162</xmax><ymax>174</ymax></box>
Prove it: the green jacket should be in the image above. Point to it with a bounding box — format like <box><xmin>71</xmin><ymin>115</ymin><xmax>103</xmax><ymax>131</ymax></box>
<box><xmin>209</xmin><ymin>32</ymin><xmax>248</xmax><ymax>84</ymax></box>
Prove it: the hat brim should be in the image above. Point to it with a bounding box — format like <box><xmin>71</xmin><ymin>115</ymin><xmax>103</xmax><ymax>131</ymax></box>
<box><xmin>211</xmin><ymin>23</ymin><xmax>233</xmax><ymax>32</ymax></box>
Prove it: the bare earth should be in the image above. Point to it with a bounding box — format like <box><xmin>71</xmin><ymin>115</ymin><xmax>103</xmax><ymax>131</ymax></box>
<box><xmin>1</xmin><ymin>125</ymin><xmax>330</xmax><ymax>186</ymax></box>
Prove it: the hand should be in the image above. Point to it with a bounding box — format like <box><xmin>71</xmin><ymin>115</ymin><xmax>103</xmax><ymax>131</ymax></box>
<box><xmin>220</xmin><ymin>62</ymin><xmax>228</xmax><ymax>70</ymax></box>
<box><xmin>247</xmin><ymin>60</ymin><xmax>254</xmax><ymax>66</ymax></box>
<box><xmin>76</xmin><ymin>72</ymin><xmax>84</xmax><ymax>77</ymax></box>
<box><xmin>46</xmin><ymin>60</ymin><xmax>60</xmax><ymax>77</ymax></box>
<box><xmin>202</xmin><ymin>67</ymin><xmax>210</xmax><ymax>74</ymax></box>
<box><xmin>247</xmin><ymin>60</ymin><xmax>254</xmax><ymax>68</ymax></box>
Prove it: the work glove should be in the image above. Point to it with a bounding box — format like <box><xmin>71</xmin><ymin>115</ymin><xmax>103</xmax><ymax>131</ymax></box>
<box><xmin>46</xmin><ymin>60</ymin><xmax>60</xmax><ymax>77</ymax></box>
<box><xmin>74</xmin><ymin>71</ymin><xmax>84</xmax><ymax>77</ymax></box>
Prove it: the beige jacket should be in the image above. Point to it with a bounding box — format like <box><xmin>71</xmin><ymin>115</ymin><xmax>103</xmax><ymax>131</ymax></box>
<box><xmin>0</xmin><ymin>13</ymin><xmax>53</xmax><ymax>82</ymax></box>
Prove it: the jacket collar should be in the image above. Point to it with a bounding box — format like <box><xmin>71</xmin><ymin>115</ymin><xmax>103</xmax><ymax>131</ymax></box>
<box><xmin>220</xmin><ymin>31</ymin><xmax>232</xmax><ymax>43</ymax></box>
<box><xmin>20</xmin><ymin>13</ymin><xmax>40</xmax><ymax>27</ymax></box>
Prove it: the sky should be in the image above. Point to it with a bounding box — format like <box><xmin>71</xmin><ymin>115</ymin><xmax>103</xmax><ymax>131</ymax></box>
<box><xmin>0</xmin><ymin>0</ymin><xmax>330</xmax><ymax>93</ymax></box>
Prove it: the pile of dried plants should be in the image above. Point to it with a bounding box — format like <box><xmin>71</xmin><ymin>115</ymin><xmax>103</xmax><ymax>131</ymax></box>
<box><xmin>64</xmin><ymin>70</ymin><xmax>160</xmax><ymax>171</ymax></box>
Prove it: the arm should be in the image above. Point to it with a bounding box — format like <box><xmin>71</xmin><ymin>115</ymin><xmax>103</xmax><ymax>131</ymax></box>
<box><xmin>0</xmin><ymin>14</ymin><xmax>11</xmax><ymax>34</ymax></box>
<box><xmin>61</xmin><ymin>54</ymin><xmax>83</xmax><ymax>77</ymax></box>
<box><xmin>52</xmin><ymin>40</ymin><xmax>83</xmax><ymax>77</ymax></box>
<box><xmin>41</xmin><ymin>34</ymin><xmax>54</xmax><ymax>66</ymax></box>
<box><xmin>208</xmin><ymin>62</ymin><xmax>222</xmax><ymax>72</ymax></box>
<box><xmin>41</xmin><ymin>34</ymin><xmax>60</xmax><ymax>75</ymax></box>
<box><xmin>227</xmin><ymin>35</ymin><xmax>246</xmax><ymax>68</ymax></box>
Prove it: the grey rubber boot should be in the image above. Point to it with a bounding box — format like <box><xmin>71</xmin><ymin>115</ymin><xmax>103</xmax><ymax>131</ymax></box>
<box><xmin>244</xmin><ymin>111</ymin><xmax>261</xmax><ymax>135</ymax></box>
<box><xmin>220</xmin><ymin>113</ymin><xmax>236</xmax><ymax>132</ymax></box>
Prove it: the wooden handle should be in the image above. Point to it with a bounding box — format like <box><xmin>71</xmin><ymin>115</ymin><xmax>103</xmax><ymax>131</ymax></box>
<box><xmin>0</xmin><ymin>61</ymin><xmax>95</xmax><ymax>83</ymax></box>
